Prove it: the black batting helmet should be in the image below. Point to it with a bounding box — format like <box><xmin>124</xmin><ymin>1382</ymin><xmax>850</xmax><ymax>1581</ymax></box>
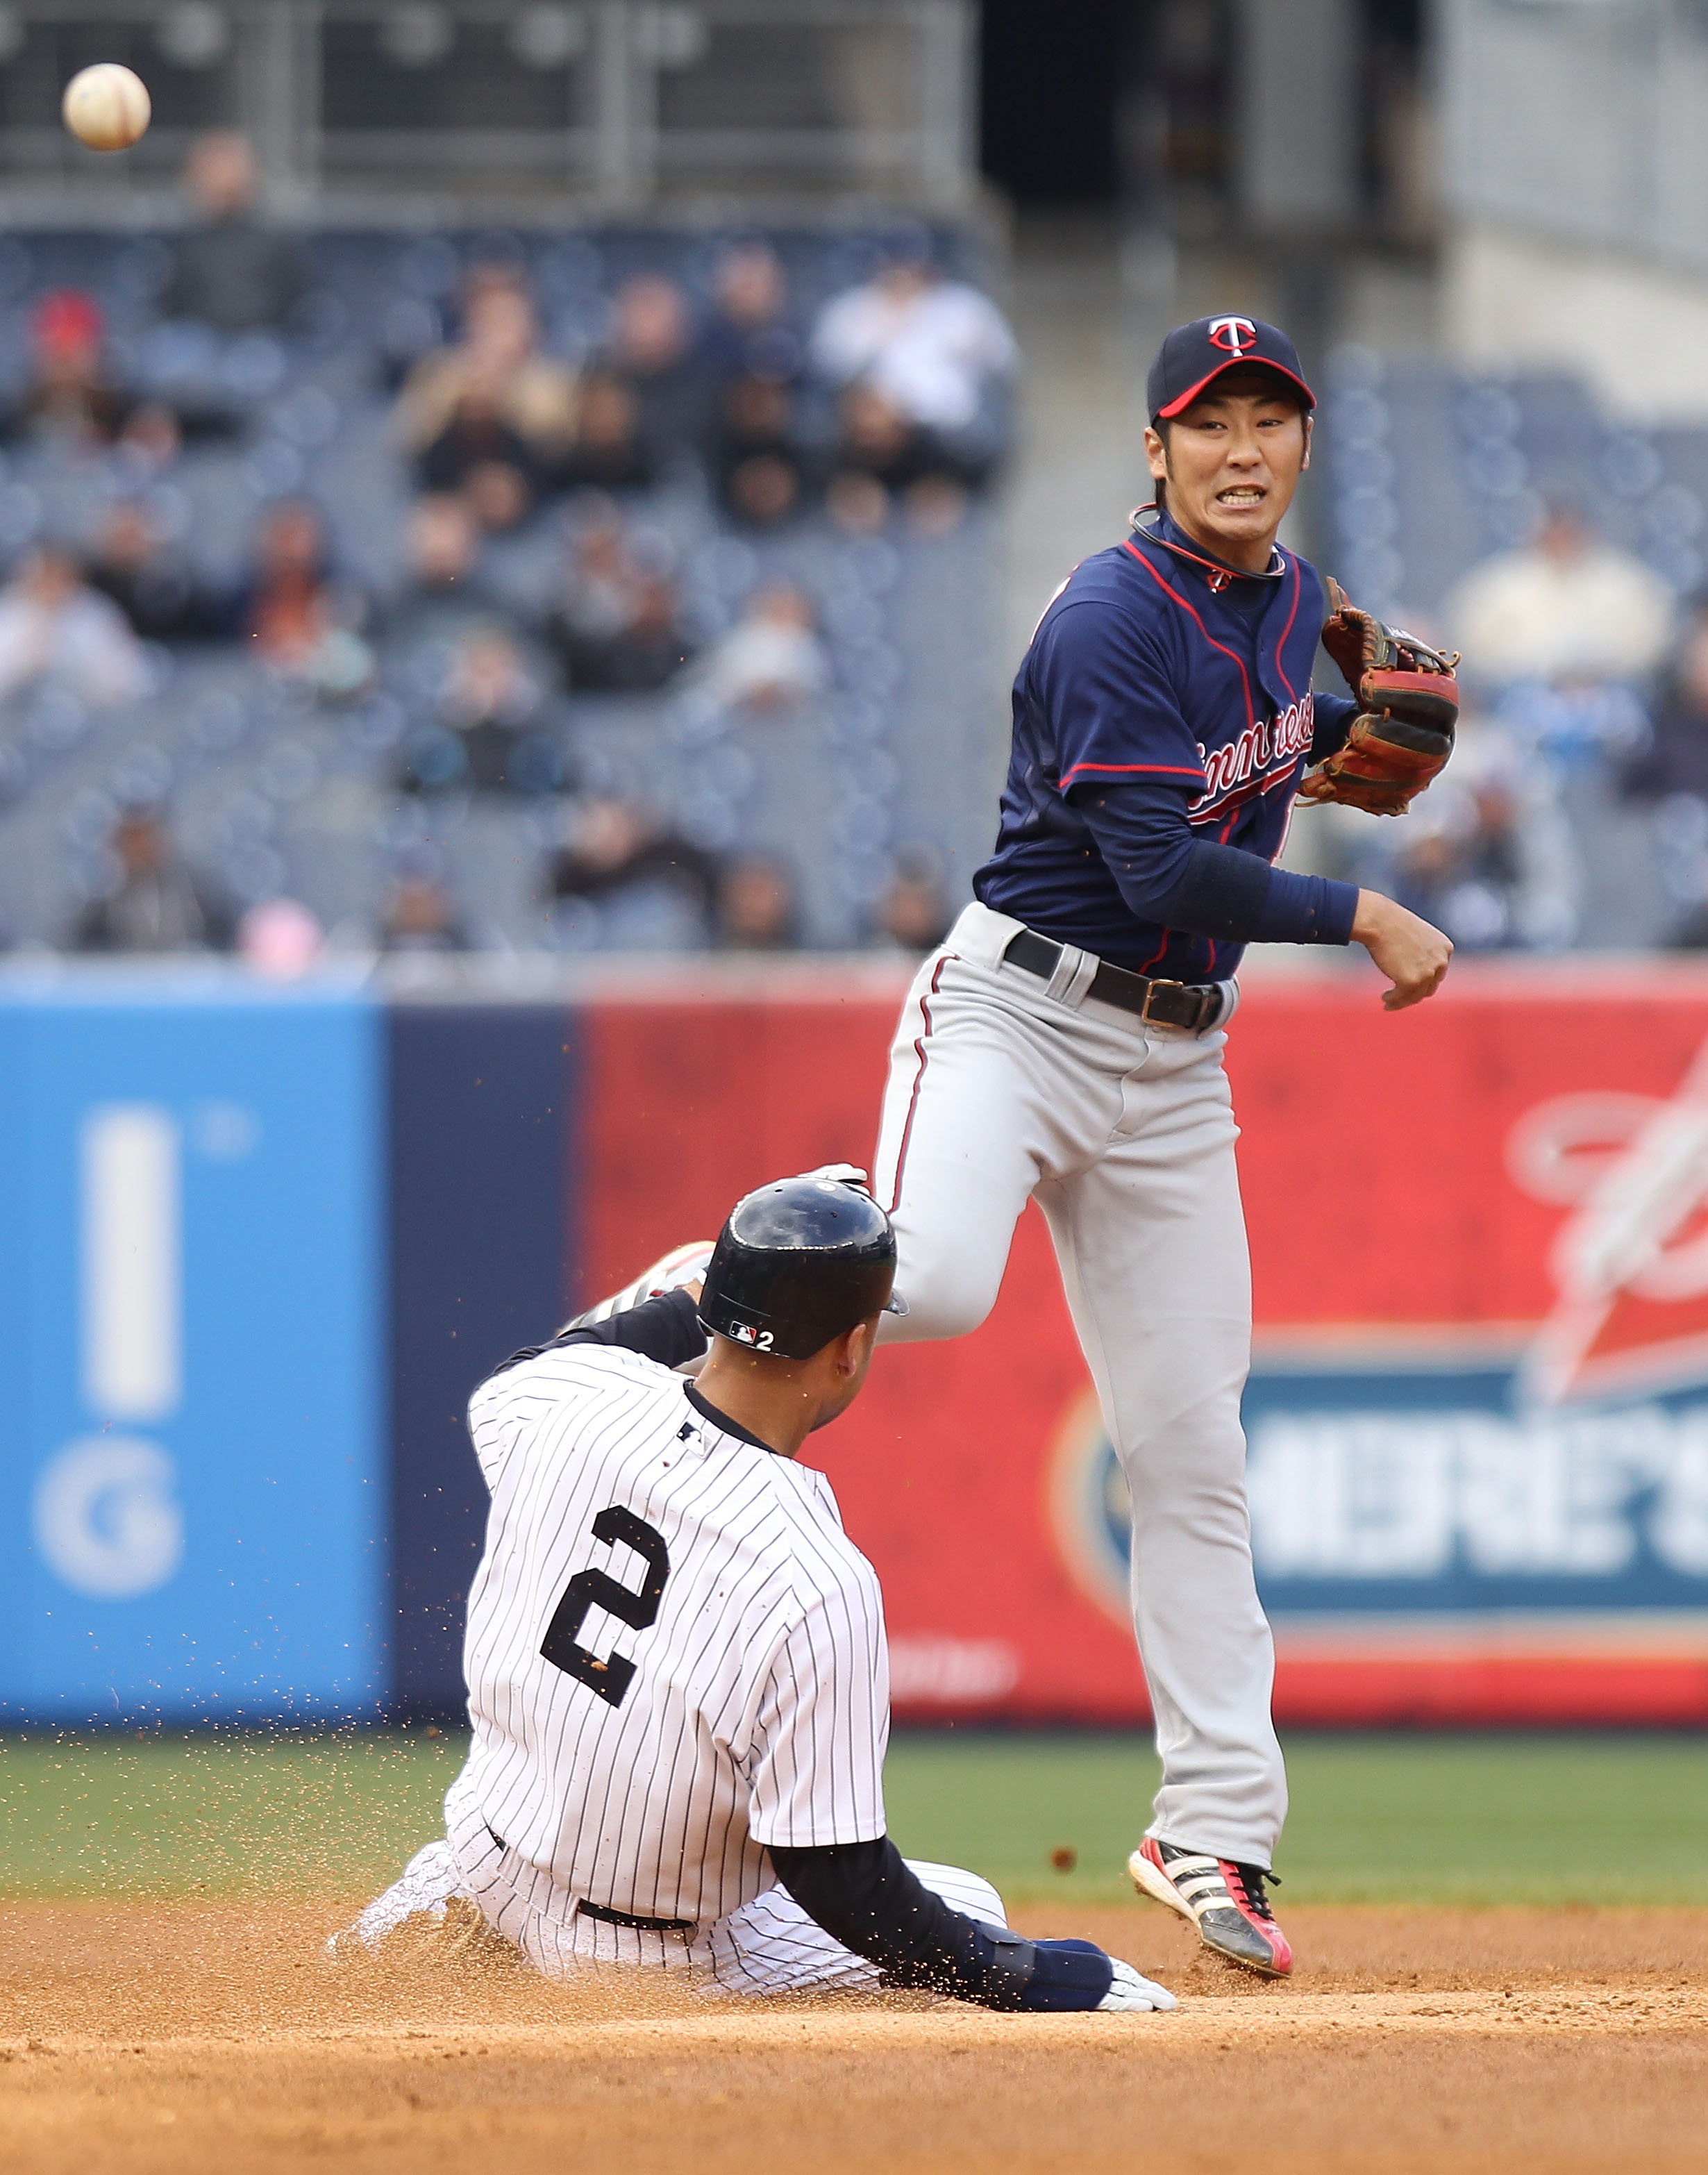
<box><xmin>698</xmin><ymin>1175</ymin><xmax>907</xmax><ymax>1360</ymax></box>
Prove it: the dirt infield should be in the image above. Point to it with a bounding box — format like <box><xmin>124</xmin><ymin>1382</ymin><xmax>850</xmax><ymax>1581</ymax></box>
<box><xmin>4</xmin><ymin>1901</ymin><xmax>1706</xmax><ymax>2174</ymax></box>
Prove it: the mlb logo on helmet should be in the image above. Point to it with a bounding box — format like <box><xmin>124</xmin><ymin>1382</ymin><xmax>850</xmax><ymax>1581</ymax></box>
<box><xmin>730</xmin><ymin>1322</ymin><xmax>761</xmax><ymax>1346</ymax></box>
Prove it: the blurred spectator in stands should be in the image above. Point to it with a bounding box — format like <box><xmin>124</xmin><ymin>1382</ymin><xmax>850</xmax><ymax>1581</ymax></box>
<box><xmin>86</xmin><ymin>498</ymin><xmax>223</xmax><ymax>644</ymax></box>
<box><xmin>1449</xmin><ymin>502</ymin><xmax>1672</xmax><ymax>695</ymax></box>
<box><xmin>1625</xmin><ymin>597</ymin><xmax>1708</xmax><ymax>802</ymax></box>
<box><xmin>394</xmin><ymin>267</ymin><xmax>577</xmax><ymax>500</ymax></box>
<box><xmin>702</xmin><ymin>240</ymin><xmax>803</xmax><ymax>388</ymax></box>
<box><xmin>0</xmin><ymin>544</ymin><xmax>149</xmax><ymax>708</ymax></box>
<box><xmin>871</xmin><ymin>849</ymin><xmax>953</xmax><ymax>952</ymax></box>
<box><xmin>546</xmin><ymin>510</ymin><xmax>694</xmax><ymax>692</ymax></box>
<box><xmin>378</xmin><ymin>493</ymin><xmax>499</xmax><ymax>649</ymax></box>
<box><xmin>810</xmin><ymin>241</ymin><xmax>1015</xmax><ymax>476</ymax></box>
<box><xmin>415</xmin><ymin>386</ymin><xmax>540</xmax><ymax>518</ymax></box>
<box><xmin>379</xmin><ymin>866</ymin><xmax>468</xmax><ymax>953</ymax></box>
<box><xmin>553</xmin><ymin>372</ymin><xmax>657</xmax><ymax>493</ymax></box>
<box><xmin>239</xmin><ymin>498</ymin><xmax>374</xmax><ymax>698</ymax></box>
<box><xmin>238</xmin><ymin>896</ymin><xmax>324</xmax><ymax>978</ymax></box>
<box><xmin>70</xmin><ymin>805</ymin><xmax>233</xmax><ymax>953</ymax></box>
<box><xmin>715</xmin><ymin>854</ymin><xmax>800</xmax><ymax>950</ymax></box>
<box><xmin>160</xmin><ymin>132</ymin><xmax>307</xmax><ymax>334</ymax></box>
<box><xmin>696</xmin><ymin>583</ymin><xmax>826</xmax><ymax>712</ymax></box>
<box><xmin>711</xmin><ymin>372</ymin><xmax>811</xmax><ymax>530</ymax></box>
<box><xmin>826</xmin><ymin>383</ymin><xmax>971</xmax><ymax>535</ymax></box>
<box><xmin>397</xmin><ymin>624</ymin><xmax>558</xmax><ymax>794</ymax></box>
<box><xmin>7</xmin><ymin>290</ymin><xmax>131</xmax><ymax>449</ymax></box>
<box><xmin>548</xmin><ymin>792</ymin><xmax>719</xmax><ymax>935</ymax></box>
<box><xmin>602</xmin><ymin>274</ymin><xmax>710</xmax><ymax>466</ymax></box>
<box><xmin>1387</xmin><ymin>776</ymin><xmax>1527</xmax><ymax>953</ymax></box>
<box><xmin>1619</xmin><ymin>599</ymin><xmax>1708</xmax><ymax>946</ymax></box>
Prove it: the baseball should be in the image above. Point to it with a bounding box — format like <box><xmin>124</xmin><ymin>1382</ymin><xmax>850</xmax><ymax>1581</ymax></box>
<box><xmin>62</xmin><ymin>63</ymin><xmax>151</xmax><ymax>153</ymax></box>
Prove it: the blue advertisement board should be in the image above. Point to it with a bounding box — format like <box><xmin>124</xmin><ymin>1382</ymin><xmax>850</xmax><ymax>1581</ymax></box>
<box><xmin>0</xmin><ymin>981</ymin><xmax>385</xmax><ymax>1722</ymax></box>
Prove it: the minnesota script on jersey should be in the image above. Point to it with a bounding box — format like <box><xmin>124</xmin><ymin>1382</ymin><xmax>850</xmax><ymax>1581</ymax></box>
<box><xmin>460</xmin><ymin>1338</ymin><xmax>889</xmax><ymax>1926</ymax></box>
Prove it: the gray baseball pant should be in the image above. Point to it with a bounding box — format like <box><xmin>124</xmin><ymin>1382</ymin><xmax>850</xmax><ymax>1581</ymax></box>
<box><xmin>872</xmin><ymin>901</ymin><xmax>1287</xmax><ymax>1867</ymax></box>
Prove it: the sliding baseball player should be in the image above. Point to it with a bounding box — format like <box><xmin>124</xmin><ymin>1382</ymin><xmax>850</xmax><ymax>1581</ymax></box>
<box><xmin>335</xmin><ymin>1176</ymin><xmax>1175</xmax><ymax>2015</ymax></box>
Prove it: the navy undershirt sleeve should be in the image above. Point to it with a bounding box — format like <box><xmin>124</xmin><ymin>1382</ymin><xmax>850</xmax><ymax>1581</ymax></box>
<box><xmin>1312</xmin><ymin>691</ymin><xmax>1359</xmax><ymax>762</ymax></box>
<box><xmin>770</xmin><ymin>1836</ymin><xmax>1071</xmax><ymax>2009</ymax></box>
<box><xmin>489</xmin><ymin>1288</ymin><xmax>709</xmax><ymax>1379</ymax></box>
<box><xmin>1073</xmin><ymin>780</ymin><xmax>1359</xmax><ymax>947</ymax></box>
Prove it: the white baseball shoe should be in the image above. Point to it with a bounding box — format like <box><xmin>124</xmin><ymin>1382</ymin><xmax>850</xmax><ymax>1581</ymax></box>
<box><xmin>1128</xmin><ymin>1838</ymin><xmax>1293</xmax><ymax>1976</ymax></box>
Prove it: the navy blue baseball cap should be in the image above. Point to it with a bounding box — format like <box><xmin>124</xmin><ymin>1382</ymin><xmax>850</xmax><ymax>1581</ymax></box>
<box><xmin>1147</xmin><ymin>315</ymin><xmax>1314</xmax><ymax>422</ymax></box>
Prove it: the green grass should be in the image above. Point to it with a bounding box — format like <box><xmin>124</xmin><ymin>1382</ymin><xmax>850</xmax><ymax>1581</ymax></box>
<box><xmin>885</xmin><ymin>1733</ymin><xmax>1708</xmax><ymax>1906</ymax></box>
<box><xmin>2</xmin><ymin>1730</ymin><xmax>1705</xmax><ymax>1907</ymax></box>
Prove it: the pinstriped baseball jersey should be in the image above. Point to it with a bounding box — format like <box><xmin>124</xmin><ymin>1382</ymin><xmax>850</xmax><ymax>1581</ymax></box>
<box><xmin>460</xmin><ymin>1338</ymin><xmax>889</xmax><ymax>1926</ymax></box>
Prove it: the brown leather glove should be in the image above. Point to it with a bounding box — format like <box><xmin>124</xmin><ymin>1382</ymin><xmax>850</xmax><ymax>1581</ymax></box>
<box><xmin>1298</xmin><ymin>578</ymin><xmax>1459</xmax><ymax>816</ymax></box>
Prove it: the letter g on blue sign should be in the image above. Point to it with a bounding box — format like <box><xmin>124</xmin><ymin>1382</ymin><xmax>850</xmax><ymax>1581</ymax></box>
<box><xmin>33</xmin><ymin>1435</ymin><xmax>185</xmax><ymax>1601</ymax></box>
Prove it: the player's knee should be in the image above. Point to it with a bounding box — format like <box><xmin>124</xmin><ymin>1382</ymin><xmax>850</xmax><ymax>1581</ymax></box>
<box><xmin>885</xmin><ymin>1256</ymin><xmax>1003</xmax><ymax>1342</ymax></box>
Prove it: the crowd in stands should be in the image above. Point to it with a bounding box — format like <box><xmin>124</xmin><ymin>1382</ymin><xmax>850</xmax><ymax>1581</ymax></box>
<box><xmin>1295</xmin><ymin>494</ymin><xmax>1708</xmax><ymax>954</ymax></box>
<box><xmin>0</xmin><ymin>128</ymin><xmax>1005</xmax><ymax>964</ymax></box>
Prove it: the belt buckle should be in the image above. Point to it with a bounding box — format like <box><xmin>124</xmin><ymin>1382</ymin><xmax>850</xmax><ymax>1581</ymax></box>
<box><xmin>1139</xmin><ymin>976</ymin><xmax>1184</xmax><ymax>1024</ymax></box>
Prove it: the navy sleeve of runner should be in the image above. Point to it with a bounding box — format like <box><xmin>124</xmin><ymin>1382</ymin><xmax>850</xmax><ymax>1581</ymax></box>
<box><xmin>554</xmin><ymin>1288</ymin><xmax>708</xmax><ymax>1365</ymax></box>
<box><xmin>769</xmin><ymin>1837</ymin><xmax>1114</xmax><ymax>2013</ymax></box>
<box><xmin>1311</xmin><ymin>691</ymin><xmax>1359</xmax><ymax>761</ymax></box>
<box><xmin>1073</xmin><ymin>780</ymin><xmax>1359</xmax><ymax>946</ymax></box>
<box><xmin>489</xmin><ymin>1288</ymin><xmax>708</xmax><ymax>1378</ymax></box>
<box><xmin>1032</xmin><ymin>599</ymin><xmax>1209</xmax><ymax>797</ymax></box>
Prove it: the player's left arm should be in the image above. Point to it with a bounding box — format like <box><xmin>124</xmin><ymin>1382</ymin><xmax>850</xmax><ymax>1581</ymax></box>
<box><xmin>768</xmin><ymin>1835</ymin><xmax>1170</xmax><ymax>2012</ymax></box>
<box><xmin>746</xmin><ymin>1599</ymin><xmax>1171</xmax><ymax>2014</ymax></box>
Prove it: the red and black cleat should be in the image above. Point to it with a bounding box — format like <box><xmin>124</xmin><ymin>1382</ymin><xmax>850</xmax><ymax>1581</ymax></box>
<box><xmin>1128</xmin><ymin>1838</ymin><xmax>1293</xmax><ymax>1977</ymax></box>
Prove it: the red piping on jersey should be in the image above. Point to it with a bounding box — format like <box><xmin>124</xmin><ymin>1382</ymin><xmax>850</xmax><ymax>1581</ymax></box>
<box><xmin>887</xmin><ymin>952</ymin><xmax>953</xmax><ymax>1215</ymax></box>
<box><xmin>1121</xmin><ymin>540</ymin><xmax>1255</xmax><ymax>729</ymax></box>
<box><xmin>1271</xmin><ymin>556</ymin><xmax>1302</xmax><ymax>700</ymax></box>
<box><xmin>1059</xmin><ymin>760</ymin><xmax>1208</xmax><ymax>790</ymax></box>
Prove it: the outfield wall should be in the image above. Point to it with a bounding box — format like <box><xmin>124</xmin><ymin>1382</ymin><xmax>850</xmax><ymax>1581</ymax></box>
<box><xmin>5</xmin><ymin>958</ymin><xmax>1708</xmax><ymax>1728</ymax></box>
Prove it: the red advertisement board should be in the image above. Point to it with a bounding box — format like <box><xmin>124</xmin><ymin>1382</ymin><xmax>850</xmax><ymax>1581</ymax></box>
<box><xmin>577</xmin><ymin>962</ymin><xmax>1708</xmax><ymax>1725</ymax></box>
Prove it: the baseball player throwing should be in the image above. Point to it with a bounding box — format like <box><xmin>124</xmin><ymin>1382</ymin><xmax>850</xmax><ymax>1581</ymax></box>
<box><xmin>336</xmin><ymin>1175</ymin><xmax>1175</xmax><ymax>2016</ymax></box>
<box><xmin>871</xmin><ymin>316</ymin><xmax>1458</xmax><ymax>1977</ymax></box>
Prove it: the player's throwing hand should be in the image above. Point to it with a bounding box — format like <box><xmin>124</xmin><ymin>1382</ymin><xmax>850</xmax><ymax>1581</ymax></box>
<box><xmin>1350</xmin><ymin>889</ymin><xmax>1452</xmax><ymax>1011</ymax></box>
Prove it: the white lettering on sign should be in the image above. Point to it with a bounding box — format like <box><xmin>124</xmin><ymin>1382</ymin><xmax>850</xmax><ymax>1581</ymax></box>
<box><xmin>33</xmin><ymin>1435</ymin><xmax>184</xmax><ymax>1599</ymax></box>
<box><xmin>81</xmin><ymin>1103</ymin><xmax>181</xmax><ymax>1424</ymax></box>
<box><xmin>1247</xmin><ymin>1406</ymin><xmax>1708</xmax><ymax>1581</ymax></box>
<box><xmin>887</xmin><ymin>1635</ymin><xmax>1022</xmax><ymax>1703</ymax></box>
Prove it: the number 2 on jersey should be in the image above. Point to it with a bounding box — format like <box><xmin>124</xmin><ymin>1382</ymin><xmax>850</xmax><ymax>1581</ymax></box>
<box><xmin>539</xmin><ymin>1505</ymin><xmax>670</xmax><ymax>1707</ymax></box>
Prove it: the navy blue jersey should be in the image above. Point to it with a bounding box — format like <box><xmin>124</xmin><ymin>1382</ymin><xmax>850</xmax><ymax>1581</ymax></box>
<box><xmin>975</xmin><ymin>518</ymin><xmax>1357</xmax><ymax>980</ymax></box>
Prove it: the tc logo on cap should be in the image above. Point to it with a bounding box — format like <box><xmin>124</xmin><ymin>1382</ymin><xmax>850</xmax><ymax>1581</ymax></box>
<box><xmin>1209</xmin><ymin>315</ymin><xmax>1258</xmax><ymax>356</ymax></box>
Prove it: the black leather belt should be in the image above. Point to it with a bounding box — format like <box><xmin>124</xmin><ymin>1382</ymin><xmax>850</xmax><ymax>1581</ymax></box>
<box><xmin>576</xmin><ymin>1897</ymin><xmax>698</xmax><ymax>1935</ymax></box>
<box><xmin>1002</xmin><ymin>928</ymin><xmax>1225</xmax><ymax>1031</ymax></box>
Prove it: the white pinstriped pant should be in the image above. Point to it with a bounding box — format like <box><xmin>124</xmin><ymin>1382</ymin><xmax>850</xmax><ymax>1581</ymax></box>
<box><xmin>345</xmin><ymin>1773</ymin><xmax>1008</xmax><ymax>1999</ymax></box>
<box><xmin>871</xmin><ymin>901</ymin><xmax>1287</xmax><ymax>1867</ymax></box>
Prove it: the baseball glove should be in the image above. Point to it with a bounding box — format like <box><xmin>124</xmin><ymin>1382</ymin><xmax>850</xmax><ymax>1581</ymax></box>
<box><xmin>1297</xmin><ymin>578</ymin><xmax>1459</xmax><ymax>816</ymax></box>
